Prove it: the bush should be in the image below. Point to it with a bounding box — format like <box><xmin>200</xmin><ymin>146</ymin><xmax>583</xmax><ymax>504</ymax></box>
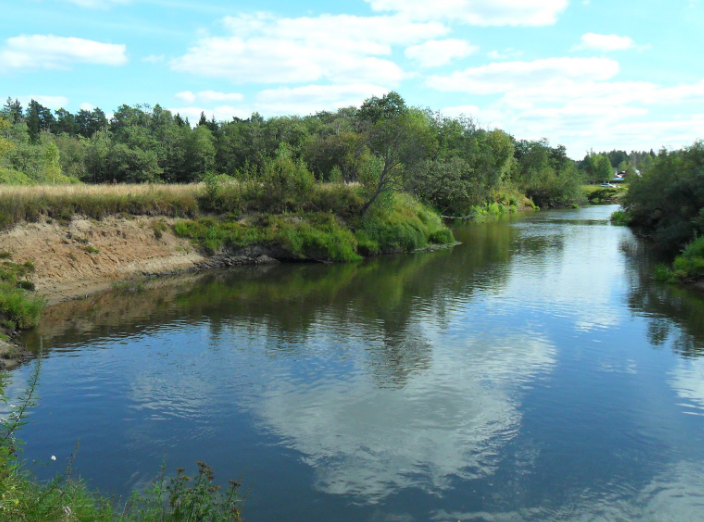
<box><xmin>610</xmin><ymin>210</ymin><xmax>630</xmax><ymax>226</ymax></box>
<box><xmin>356</xmin><ymin>193</ymin><xmax>454</xmax><ymax>255</ymax></box>
<box><xmin>624</xmin><ymin>141</ymin><xmax>704</xmax><ymax>252</ymax></box>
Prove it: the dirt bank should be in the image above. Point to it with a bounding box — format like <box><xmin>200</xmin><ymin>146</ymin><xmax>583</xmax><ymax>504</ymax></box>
<box><xmin>0</xmin><ymin>216</ymin><xmax>211</xmax><ymax>305</ymax></box>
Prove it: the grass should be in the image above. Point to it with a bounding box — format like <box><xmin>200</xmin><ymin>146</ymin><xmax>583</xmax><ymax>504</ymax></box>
<box><xmin>174</xmin><ymin>213</ymin><xmax>363</xmax><ymax>262</ymax></box>
<box><xmin>583</xmin><ymin>184</ymin><xmax>627</xmax><ymax>205</ymax></box>
<box><xmin>610</xmin><ymin>209</ymin><xmax>631</xmax><ymax>226</ymax></box>
<box><xmin>0</xmin><ymin>255</ymin><xmax>44</xmax><ymax>332</ymax></box>
<box><xmin>653</xmin><ymin>236</ymin><xmax>704</xmax><ymax>283</ymax></box>
<box><xmin>355</xmin><ymin>193</ymin><xmax>455</xmax><ymax>255</ymax></box>
<box><xmin>0</xmin><ymin>184</ymin><xmax>201</xmax><ymax>229</ymax></box>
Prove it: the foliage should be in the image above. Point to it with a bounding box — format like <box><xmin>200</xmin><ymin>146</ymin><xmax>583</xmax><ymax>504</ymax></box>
<box><xmin>510</xmin><ymin>140</ymin><xmax>585</xmax><ymax>209</ymax></box>
<box><xmin>610</xmin><ymin>210</ymin><xmax>631</xmax><ymax>226</ymax></box>
<box><xmin>1</xmin><ymin>94</ymin><xmax>590</xmax><ymax>218</ymax></box>
<box><xmin>671</xmin><ymin>236</ymin><xmax>704</xmax><ymax>279</ymax></box>
<box><xmin>0</xmin><ymin>255</ymin><xmax>44</xmax><ymax>332</ymax></box>
<box><xmin>174</xmin><ymin>213</ymin><xmax>363</xmax><ymax>262</ymax></box>
<box><xmin>624</xmin><ymin>141</ymin><xmax>704</xmax><ymax>252</ymax></box>
<box><xmin>355</xmin><ymin>193</ymin><xmax>454</xmax><ymax>255</ymax></box>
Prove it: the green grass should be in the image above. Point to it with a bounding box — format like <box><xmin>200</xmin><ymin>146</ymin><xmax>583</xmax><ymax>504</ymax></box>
<box><xmin>174</xmin><ymin>213</ymin><xmax>363</xmax><ymax>262</ymax></box>
<box><xmin>0</xmin><ymin>256</ymin><xmax>44</xmax><ymax>332</ymax></box>
<box><xmin>355</xmin><ymin>193</ymin><xmax>455</xmax><ymax>255</ymax></box>
<box><xmin>610</xmin><ymin>209</ymin><xmax>630</xmax><ymax>226</ymax></box>
<box><xmin>672</xmin><ymin>236</ymin><xmax>704</xmax><ymax>279</ymax></box>
<box><xmin>652</xmin><ymin>237</ymin><xmax>704</xmax><ymax>283</ymax></box>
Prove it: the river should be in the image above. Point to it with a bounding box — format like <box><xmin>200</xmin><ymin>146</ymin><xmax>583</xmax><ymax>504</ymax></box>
<box><xmin>8</xmin><ymin>204</ymin><xmax>704</xmax><ymax>521</ymax></box>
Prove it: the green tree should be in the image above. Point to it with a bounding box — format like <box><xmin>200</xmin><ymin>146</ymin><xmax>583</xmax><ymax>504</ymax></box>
<box><xmin>357</xmin><ymin>93</ymin><xmax>436</xmax><ymax>215</ymax></box>
<box><xmin>584</xmin><ymin>151</ymin><xmax>613</xmax><ymax>183</ymax></box>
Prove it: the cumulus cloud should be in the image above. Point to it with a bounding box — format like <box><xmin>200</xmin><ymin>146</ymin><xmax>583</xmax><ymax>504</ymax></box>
<box><xmin>171</xmin><ymin>12</ymin><xmax>447</xmax><ymax>85</ymax></box>
<box><xmin>255</xmin><ymin>84</ymin><xmax>389</xmax><ymax>115</ymax></box>
<box><xmin>175</xmin><ymin>90</ymin><xmax>244</xmax><ymax>104</ymax></box>
<box><xmin>487</xmin><ymin>48</ymin><xmax>524</xmax><ymax>60</ymax></box>
<box><xmin>165</xmin><ymin>106</ymin><xmax>249</xmax><ymax>124</ymax></box>
<box><xmin>63</xmin><ymin>0</ymin><xmax>129</xmax><ymax>6</ymax></box>
<box><xmin>364</xmin><ymin>0</ymin><xmax>568</xmax><ymax>26</ymax></box>
<box><xmin>575</xmin><ymin>32</ymin><xmax>646</xmax><ymax>52</ymax></box>
<box><xmin>440</xmin><ymin>104</ymin><xmax>507</xmax><ymax>127</ymax></box>
<box><xmin>142</xmin><ymin>54</ymin><xmax>164</xmax><ymax>63</ymax></box>
<box><xmin>405</xmin><ymin>39</ymin><xmax>478</xmax><ymax>67</ymax></box>
<box><xmin>427</xmin><ymin>57</ymin><xmax>620</xmax><ymax>94</ymax></box>
<box><xmin>16</xmin><ymin>95</ymin><xmax>69</xmax><ymax>109</ymax></box>
<box><xmin>0</xmin><ymin>34</ymin><xmax>127</xmax><ymax>71</ymax></box>
<box><xmin>431</xmin><ymin>53</ymin><xmax>704</xmax><ymax>157</ymax></box>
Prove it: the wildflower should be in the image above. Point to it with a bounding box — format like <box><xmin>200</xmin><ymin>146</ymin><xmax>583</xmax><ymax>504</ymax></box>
<box><xmin>51</xmin><ymin>455</ymin><xmax>57</xmax><ymax>461</ymax></box>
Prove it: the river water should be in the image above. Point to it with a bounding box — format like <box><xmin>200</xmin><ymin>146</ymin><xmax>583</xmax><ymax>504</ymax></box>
<box><xmin>8</xmin><ymin>204</ymin><xmax>704</xmax><ymax>521</ymax></box>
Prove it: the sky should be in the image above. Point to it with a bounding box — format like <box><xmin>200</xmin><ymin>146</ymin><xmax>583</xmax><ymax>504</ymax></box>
<box><xmin>1</xmin><ymin>0</ymin><xmax>703</xmax><ymax>158</ymax></box>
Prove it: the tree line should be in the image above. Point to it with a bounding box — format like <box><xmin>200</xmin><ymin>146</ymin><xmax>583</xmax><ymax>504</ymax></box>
<box><xmin>1</xmin><ymin>93</ymin><xmax>632</xmax><ymax>215</ymax></box>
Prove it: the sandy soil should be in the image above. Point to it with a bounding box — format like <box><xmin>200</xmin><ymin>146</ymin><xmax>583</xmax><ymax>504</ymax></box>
<box><xmin>0</xmin><ymin>216</ymin><xmax>208</xmax><ymax>305</ymax></box>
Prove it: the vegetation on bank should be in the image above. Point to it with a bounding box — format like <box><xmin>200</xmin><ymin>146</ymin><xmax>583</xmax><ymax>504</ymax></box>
<box><xmin>614</xmin><ymin>141</ymin><xmax>704</xmax><ymax>284</ymax></box>
<box><xmin>0</xmin><ymin>254</ymin><xmax>44</xmax><ymax>362</ymax></box>
<box><xmin>2</xmin><ymin>92</ymin><xmax>595</xmax><ymax>216</ymax></box>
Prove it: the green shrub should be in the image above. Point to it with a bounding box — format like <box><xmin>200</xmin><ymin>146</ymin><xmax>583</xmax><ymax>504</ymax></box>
<box><xmin>357</xmin><ymin>193</ymin><xmax>454</xmax><ymax>254</ymax></box>
<box><xmin>610</xmin><ymin>210</ymin><xmax>630</xmax><ymax>226</ymax></box>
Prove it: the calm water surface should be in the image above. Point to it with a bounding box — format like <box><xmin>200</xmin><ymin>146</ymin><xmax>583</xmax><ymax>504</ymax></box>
<box><xmin>9</xmin><ymin>204</ymin><xmax>704</xmax><ymax>521</ymax></box>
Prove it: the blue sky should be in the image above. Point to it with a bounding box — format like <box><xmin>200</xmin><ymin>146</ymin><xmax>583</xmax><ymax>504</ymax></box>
<box><xmin>1</xmin><ymin>0</ymin><xmax>703</xmax><ymax>158</ymax></box>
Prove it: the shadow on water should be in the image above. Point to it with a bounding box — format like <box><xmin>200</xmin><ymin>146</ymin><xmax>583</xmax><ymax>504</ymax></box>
<box><xmin>620</xmin><ymin>236</ymin><xmax>704</xmax><ymax>358</ymax></box>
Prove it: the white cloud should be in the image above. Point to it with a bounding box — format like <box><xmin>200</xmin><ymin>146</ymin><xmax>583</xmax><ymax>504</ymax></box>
<box><xmin>433</xmin><ymin>56</ymin><xmax>704</xmax><ymax>156</ymax></box>
<box><xmin>254</xmin><ymin>334</ymin><xmax>556</xmax><ymax>501</ymax></box>
<box><xmin>427</xmin><ymin>57</ymin><xmax>620</xmax><ymax>94</ymax></box>
<box><xmin>166</xmin><ymin>106</ymin><xmax>249</xmax><ymax>124</ymax></box>
<box><xmin>175</xmin><ymin>90</ymin><xmax>244</xmax><ymax>104</ymax></box>
<box><xmin>63</xmin><ymin>0</ymin><xmax>129</xmax><ymax>7</ymax></box>
<box><xmin>487</xmin><ymin>48</ymin><xmax>524</xmax><ymax>60</ymax></box>
<box><xmin>197</xmin><ymin>90</ymin><xmax>244</xmax><ymax>103</ymax></box>
<box><xmin>441</xmin><ymin>104</ymin><xmax>507</xmax><ymax>127</ymax></box>
<box><xmin>575</xmin><ymin>32</ymin><xmax>644</xmax><ymax>52</ymax></box>
<box><xmin>16</xmin><ymin>95</ymin><xmax>69</xmax><ymax>109</ymax></box>
<box><xmin>364</xmin><ymin>0</ymin><xmax>568</xmax><ymax>26</ymax></box>
<box><xmin>142</xmin><ymin>54</ymin><xmax>164</xmax><ymax>63</ymax></box>
<box><xmin>405</xmin><ymin>39</ymin><xmax>478</xmax><ymax>67</ymax></box>
<box><xmin>171</xmin><ymin>13</ymin><xmax>447</xmax><ymax>85</ymax></box>
<box><xmin>79</xmin><ymin>102</ymin><xmax>95</xmax><ymax>111</ymax></box>
<box><xmin>255</xmin><ymin>84</ymin><xmax>389</xmax><ymax>115</ymax></box>
<box><xmin>0</xmin><ymin>34</ymin><xmax>127</xmax><ymax>71</ymax></box>
<box><xmin>175</xmin><ymin>91</ymin><xmax>196</xmax><ymax>103</ymax></box>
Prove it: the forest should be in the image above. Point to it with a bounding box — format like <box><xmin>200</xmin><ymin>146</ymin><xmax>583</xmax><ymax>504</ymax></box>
<box><xmin>0</xmin><ymin>92</ymin><xmax>648</xmax><ymax>216</ymax></box>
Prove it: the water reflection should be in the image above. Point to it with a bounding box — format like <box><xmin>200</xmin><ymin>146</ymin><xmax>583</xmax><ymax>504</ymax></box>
<box><xmin>254</xmin><ymin>334</ymin><xmax>555</xmax><ymax>503</ymax></box>
<box><xmin>432</xmin><ymin>460</ymin><xmax>704</xmax><ymax>521</ymax></box>
<box><xmin>10</xmin><ymin>205</ymin><xmax>704</xmax><ymax>521</ymax></box>
<box><xmin>621</xmin><ymin>233</ymin><xmax>704</xmax><ymax>357</ymax></box>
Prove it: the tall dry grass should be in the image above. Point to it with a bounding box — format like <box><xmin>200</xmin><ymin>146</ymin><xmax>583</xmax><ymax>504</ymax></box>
<box><xmin>0</xmin><ymin>184</ymin><xmax>203</xmax><ymax>228</ymax></box>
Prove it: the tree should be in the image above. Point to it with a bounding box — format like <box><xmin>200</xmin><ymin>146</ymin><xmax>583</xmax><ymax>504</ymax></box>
<box><xmin>53</xmin><ymin>108</ymin><xmax>79</xmax><ymax>136</ymax></box>
<box><xmin>25</xmin><ymin>100</ymin><xmax>55</xmax><ymax>143</ymax></box>
<box><xmin>1</xmin><ymin>98</ymin><xmax>24</xmax><ymax>124</ymax></box>
<box><xmin>584</xmin><ymin>151</ymin><xmax>613</xmax><ymax>183</ymax></box>
<box><xmin>357</xmin><ymin>94</ymin><xmax>435</xmax><ymax>215</ymax></box>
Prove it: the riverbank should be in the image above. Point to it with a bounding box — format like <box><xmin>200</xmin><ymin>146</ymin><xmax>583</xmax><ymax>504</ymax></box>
<box><xmin>0</xmin><ymin>183</ymin><xmax>454</xmax><ymax>365</ymax></box>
